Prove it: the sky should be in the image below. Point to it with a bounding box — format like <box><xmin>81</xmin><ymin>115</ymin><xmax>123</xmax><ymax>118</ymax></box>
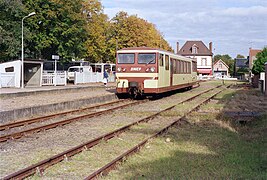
<box><xmin>101</xmin><ymin>0</ymin><xmax>267</xmax><ymax>58</ymax></box>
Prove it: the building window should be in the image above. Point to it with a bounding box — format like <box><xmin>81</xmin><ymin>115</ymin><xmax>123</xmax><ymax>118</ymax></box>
<box><xmin>219</xmin><ymin>63</ymin><xmax>222</xmax><ymax>69</ymax></box>
<box><xmin>192</xmin><ymin>44</ymin><xmax>198</xmax><ymax>54</ymax></box>
<box><xmin>5</xmin><ymin>67</ymin><xmax>14</xmax><ymax>72</ymax></box>
<box><xmin>201</xmin><ymin>58</ymin><xmax>207</xmax><ymax>66</ymax></box>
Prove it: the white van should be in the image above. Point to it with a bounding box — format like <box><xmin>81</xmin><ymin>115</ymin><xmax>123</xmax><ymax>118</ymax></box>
<box><xmin>67</xmin><ymin>66</ymin><xmax>92</xmax><ymax>82</ymax></box>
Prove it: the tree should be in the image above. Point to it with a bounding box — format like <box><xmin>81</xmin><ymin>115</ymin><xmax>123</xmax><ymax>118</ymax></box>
<box><xmin>252</xmin><ymin>47</ymin><xmax>267</xmax><ymax>75</ymax></box>
<box><xmin>83</xmin><ymin>0</ymin><xmax>110</xmax><ymax>63</ymax></box>
<box><xmin>1</xmin><ymin>1</ymin><xmax>174</xmax><ymax>64</ymax></box>
<box><xmin>22</xmin><ymin>0</ymin><xmax>87</xmax><ymax>61</ymax></box>
<box><xmin>236</xmin><ymin>54</ymin><xmax>245</xmax><ymax>58</ymax></box>
<box><xmin>0</xmin><ymin>0</ymin><xmax>26</xmax><ymax>62</ymax></box>
<box><xmin>109</xmin><ymin>11</ymin><xmax>173</xmax><ymax>60</ymax></box>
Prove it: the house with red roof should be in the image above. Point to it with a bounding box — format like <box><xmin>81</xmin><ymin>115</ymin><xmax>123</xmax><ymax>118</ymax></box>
<box><xmin>177</xmin><ymin>41</ymin><xmax>213</xmax><ymax>76</ymax></box>
<box><xmin>214</xmin><ymin>59</ymin><xmax>229</xmax><ymax>78</ymax></box>
<box><xmin>249</xmin><ymin>48</ymin><xmax>262</xmax><ymax>70</ymax></box>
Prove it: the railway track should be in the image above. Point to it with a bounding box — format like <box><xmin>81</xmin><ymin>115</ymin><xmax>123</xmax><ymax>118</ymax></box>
<box><xmin>86</xmin><ymin>86</ymin><xmax>228</xmax><ymax>179</ymax></box>
<box><xmin>0</xmin><ymin>100</ymin><xmax>124</xmax><ymax>131</ymax></box>
<box><xmin>0</xmin><ymin>100</ymin><xmax>146</xmax><ymax>142</ymax></box>
<box><xmin>2</xmin><ymin>85</ymin><xmax>226</xmax><ymax>179</ymax></box>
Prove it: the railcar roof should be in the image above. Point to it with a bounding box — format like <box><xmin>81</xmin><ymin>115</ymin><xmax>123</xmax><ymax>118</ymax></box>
<box><xmin>119</xmin><ymin>47</ymin><xmax>161</xmax><ymax>50</ymax></box>
<box><xmin>117</xmin><ymin>47</ymin><xmax>195</xmax><ymax>62</ymax></box>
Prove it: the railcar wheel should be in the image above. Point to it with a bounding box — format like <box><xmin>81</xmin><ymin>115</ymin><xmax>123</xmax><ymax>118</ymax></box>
<box><xmin>116</xmin><ymin>93</ymin><xmax>129</xmax><ymax>99</ymax></box>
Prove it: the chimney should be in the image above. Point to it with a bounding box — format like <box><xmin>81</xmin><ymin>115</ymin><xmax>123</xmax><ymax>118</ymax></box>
<box><xmin>209</xmin><ymin>42</ymin><xmax>212</xmax><ymax>53</ymax></box>
<box><xmin>176</xmin><ymin>42</ymin><xmax>179</xmax><ymax>54</ymax></box>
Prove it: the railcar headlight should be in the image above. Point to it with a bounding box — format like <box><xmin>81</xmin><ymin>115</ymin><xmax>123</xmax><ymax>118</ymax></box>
<box><xmin>122</xmin><ymin>68</ymin><xmax>126</xmax><ymax>72</ymax></box>
<box><xmin>117</xmin><ymin>67</ymin><xmax>122</xmax><ymax>72</ymax></box>
<box><xmin>150</xmin><ymin>67</ymin><xmax>155</xmax><ymax>72</ymax></box>
<box><xmin>146</xmin><ymin>68</ymin><xmax>150</xmax><ymax>72</ymax></box>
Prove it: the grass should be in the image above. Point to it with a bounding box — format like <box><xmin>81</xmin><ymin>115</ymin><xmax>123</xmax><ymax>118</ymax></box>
<box><xmin>106</xmin><ymin>119</ymin><xmax>266</xmax><ymax>179</ymax></box>
<box><xmin>104</xmin><ymin>86</ymin><xmax>267</xmax><ymax>179</ymax></box>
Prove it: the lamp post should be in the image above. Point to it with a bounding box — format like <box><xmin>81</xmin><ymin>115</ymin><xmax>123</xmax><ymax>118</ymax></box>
<box><xmin>21</xmin><ymin>12</ymin><xmax>36</xmax><ymax>88</ymax></box>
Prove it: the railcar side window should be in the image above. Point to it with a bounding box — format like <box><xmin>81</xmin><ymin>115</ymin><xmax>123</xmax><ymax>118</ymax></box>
<box><xmin>172</xmin><ymin>59</ymin><xmax>176</xmax><ymax>74</ymax></box>
<box><xmin>159</xmin><ymin>54</ymin><xmax>164</xmax><ymax>66</ymax></box>
<box><xmin>118</xmin><ymin>53</ymin><xmax>135</xmax><ymax>64</ymax></box>
<box><xmin>138</xmin><ymin>53</ymin><xmax>156</xmax><ymax>64</ymax></box>
<box><xmin>180</xmin><ymin>61</ymin><xmax>184</xmax><ymax>73</ymax></box>
<box><xmin>177</xmin><ymin>60</ymin><xmax>180</xmax><ymax>74</ymax></box>
<box><xmin>176</xmin><ymin>60</ymin><xmax>180</xmax><ymax>74</ymax></box>
<box><xmin>188</xmin><ymin>62</ymin><xmax>191</xmax><ymax>73</ymax></box>
<box><xmin>165</xmin><ymin>55</ymin><xmax>169</xmax><ymax>70</ymax></box>
<box><xmin>193</xmin><ymin>61</ymin><xmax>197</xmax><ymax>72</ymax></box>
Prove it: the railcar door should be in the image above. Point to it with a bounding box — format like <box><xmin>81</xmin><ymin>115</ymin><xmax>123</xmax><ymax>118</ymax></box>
<box><xmin>165</xmin><ymin>55</ymin><xmax>170</xmax><ymax>87</ymax></box>
<box><xmin>158</xmin><ymin>53</ymin><xmax>170</xmax><ymax>89</ymax></box>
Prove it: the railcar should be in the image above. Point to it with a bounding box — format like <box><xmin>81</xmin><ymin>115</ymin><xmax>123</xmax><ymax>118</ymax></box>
<box><xmin>116</xmin><ymin>47</ymin><xmax>197</xmax><ymax>98</ymax></box>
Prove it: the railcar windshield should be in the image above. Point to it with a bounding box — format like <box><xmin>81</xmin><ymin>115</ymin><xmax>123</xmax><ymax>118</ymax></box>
<box><xmin>118</xmin><ymin>53</ymin><xmax>135</xmax><ymax>64</ymax></box>
<box><xmin>138</xmin><ymin>53</ymin><xmax>156</xmax><ymax>64</ymax></box>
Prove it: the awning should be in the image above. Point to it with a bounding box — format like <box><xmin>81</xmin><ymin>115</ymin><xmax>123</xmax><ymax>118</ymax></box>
<box><xmin>197</xmin><ymin>69</ymin><xmax>212</xmax><ymax>74</ymax></box>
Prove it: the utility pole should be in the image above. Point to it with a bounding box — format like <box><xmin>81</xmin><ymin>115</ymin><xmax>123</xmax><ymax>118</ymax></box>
<box><xmin>21</xmin><ymin>12</ymin><xmax>36</xmax><ymax>88</ymax></box>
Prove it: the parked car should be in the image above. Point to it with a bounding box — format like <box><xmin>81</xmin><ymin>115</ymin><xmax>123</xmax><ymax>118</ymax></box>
<box><xmin>67</xmin><ymin>66</ymin><xmax>92</xmax><ymax>82</ymax></box>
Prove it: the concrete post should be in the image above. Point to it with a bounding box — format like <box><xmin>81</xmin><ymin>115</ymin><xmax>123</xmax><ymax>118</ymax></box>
<box><xmin>265</xmin><ymin>62</ymin><xmax>267</xmax><ymax>96</ymax></box>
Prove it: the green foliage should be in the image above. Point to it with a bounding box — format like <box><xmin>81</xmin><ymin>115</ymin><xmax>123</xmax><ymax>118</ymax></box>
<box><xmin>236</xmin><ymin>54</ymin><xmax>245</xmax><ymax>58</ymax></box>
<box><xmin>23</xmin><ymin>0</ymin><xmax>87</xmax><ymax>61</ymax></box>
<box><xmin>83</xmin><ymin>0</ymin><xmax>110</xmax><ymax>63</ymax></box>
<box><xmin>252</xmin><ymin>47</ymin><xmax>267</xmax><ymax>74</ymax></box>
<box><xmin>237</xmin><ymin>67</ymin><xmax>249</xmax><ymax>74</ymax></box>
<box><xmin>110</xmin><ymin>11</ymin><xmax>173</xmax><ymax>56</ymax></box>
<box><xmin>0</xmin><ymin>1</ymin><xmax>173</xmax><ymax>63</ymax></box>
<box><xmin>0</xmin><ymin>0</ymin><xmax>26</xmax><ymax>62</ymax></box>
<box><xmin>214</xmin><ymin>54</ymin><xmax>232</xmax><ymax>62</ymax></box>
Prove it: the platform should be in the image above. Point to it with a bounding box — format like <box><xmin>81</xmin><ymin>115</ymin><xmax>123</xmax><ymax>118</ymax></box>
<box><xmin>0</xmin><ymin>82</ymin><xmax>117</xmax><ymax>124</ymax></box>
<box><xmin>0</xmin><ymin>82</ymin><xmax>116</xmax><ymax>98</ymax></box>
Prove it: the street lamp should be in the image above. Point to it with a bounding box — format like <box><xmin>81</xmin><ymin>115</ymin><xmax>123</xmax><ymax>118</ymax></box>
<box><xmin>21</xmin><ymin>12</ymin><xmax>36</xmax><ymax>88</ymax></box>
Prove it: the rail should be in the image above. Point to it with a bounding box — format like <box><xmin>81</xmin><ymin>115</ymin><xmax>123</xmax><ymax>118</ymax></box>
<box><xmin>3</xmin><ymin>85</ymin><xmax>223</xmax><ymax>179</ymax></box>
<box><xmin>0</xmin><ymin>100</ymin><xmax>145</xmax><ymax>142</ymax></box>
<box><xmin>86</xmin><ymin>86</ymin><xmax>228</xmax><ymax>179</ymax></box>
<box><xmin>0</xmin><ymin>100</ymin><xmax>123</xmax><ymax>131</ymax></box>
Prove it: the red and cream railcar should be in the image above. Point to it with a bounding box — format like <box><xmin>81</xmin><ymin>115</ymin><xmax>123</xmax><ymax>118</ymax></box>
<box><xmin>116</xmin><ymin>47</ymin><xmax>197</xmax><ymax>98</ymax></box>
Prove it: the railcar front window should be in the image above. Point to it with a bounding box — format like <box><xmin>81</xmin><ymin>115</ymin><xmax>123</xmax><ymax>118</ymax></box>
<box><xmin>118</xmin><ymin>54</ymin><xmax>135</xmax><ymax>64</ymax></box>
<box><xmin>138</xmin><ymin>53</ymin><xmax>156</xmax><ymax>64</ymax></box>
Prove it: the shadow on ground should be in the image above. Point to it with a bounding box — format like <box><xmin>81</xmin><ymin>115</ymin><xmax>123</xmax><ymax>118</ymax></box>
<box><xmin>107</xmin><ymin>84</ymin><xmax>267</xmax><ymax>179</ymax></box>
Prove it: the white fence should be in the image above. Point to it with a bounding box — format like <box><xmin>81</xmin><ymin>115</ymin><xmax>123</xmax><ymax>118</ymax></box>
<box><xmin>74</xmin><ymin>71</ymin><xmax>115</xmax><ymax>85</ymax></box>
<box><xmin>260</xmin><ymin>72</ymin><xmax>265</xmax><ymax>92</ymax></box>
<box><xmin>0</xmin><ymin>72</ymin><xmax>16</xmax><ymax>88</ymax></box>
<box><xmin>42</xmin><ymin>71</ymin><xmax>67</xmax><ymax>86</ymax></box>
<box><xmin>197</xmin><ymin>75</ymin><xmax>214</xmax><ymax>80</ymax></box>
